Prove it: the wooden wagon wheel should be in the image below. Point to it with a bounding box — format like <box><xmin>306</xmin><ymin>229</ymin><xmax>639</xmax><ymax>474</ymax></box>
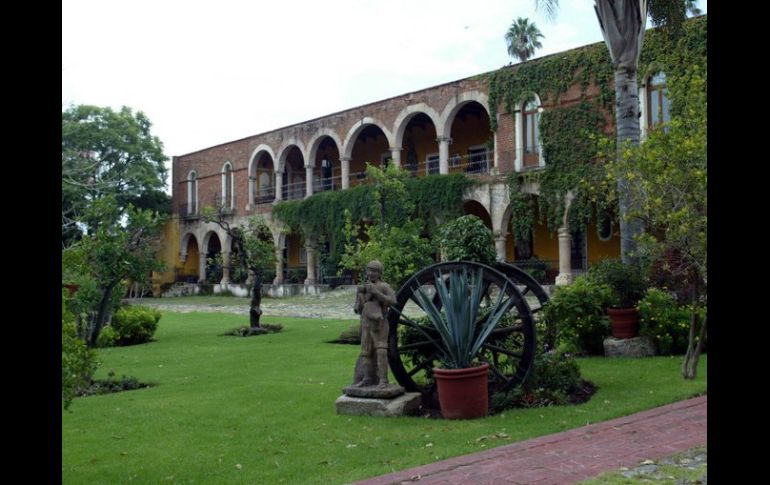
<box><xmin>386</xmin><ymin>261</ymin><xmax>536</xmax><ymax>404</ymax></box>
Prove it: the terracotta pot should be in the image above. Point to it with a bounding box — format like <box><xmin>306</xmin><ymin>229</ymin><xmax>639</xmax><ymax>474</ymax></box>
<box><xmin>63</xmin><ymin>284</ymin><xmax>80</xmax><ymax>297</ymax></box>
<box><xmin>433</xmin><ymin>363</ymin><xmax>489</xmax><ymax>419</ymax></box>
<box><xmin>607</xmin><ymin>308</ymin><xmax>640</xmax><ymax>339</ymax></box>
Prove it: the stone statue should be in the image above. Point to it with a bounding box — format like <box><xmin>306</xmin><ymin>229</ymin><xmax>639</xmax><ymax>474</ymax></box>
<box><xmin>351</xmin><ymin>260</ymin><xmax>397</xmax><ymax>389</ymax></box>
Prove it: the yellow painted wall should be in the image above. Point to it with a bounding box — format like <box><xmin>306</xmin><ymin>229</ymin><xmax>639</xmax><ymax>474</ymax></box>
<box><xmin>152</xmin><ymin>217</ymin><xmax>181</xmax><ymax>294</ymax></box>
<box><xmin>181</xmin><ymin>238</ymin><xmax>200</xmax><ymax>277</ymax></box>
<box><xmin>350</xmin><ymin>132</ymin><xmax>389</xmax><ymax>175</ymax></box>
<box><xmin>585</xmin><ymin>221</ymin><xmax>621</xmax><ymax>266</ymax></box>
<box><xmin>504</xmin><ymin>218</ymin><xmax>558</xmax><ymax>268</ymax></box>
<box><xmin>448</xmin><ymin>110</ymin><xmax>491</xmax><ymax>175</ymax></box>
<box><xmin>287</xmin><ymin>233</ymin><xmax>303</xmax><ymax>268</ymax></box>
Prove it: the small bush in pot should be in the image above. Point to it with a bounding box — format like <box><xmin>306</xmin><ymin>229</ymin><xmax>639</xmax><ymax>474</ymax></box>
<box><xmin>587</xmin><ymin>259</ymin><xmax>647</xmax><ymax>339</ymax></box>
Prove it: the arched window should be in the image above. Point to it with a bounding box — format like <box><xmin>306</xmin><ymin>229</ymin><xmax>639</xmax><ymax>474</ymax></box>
<box><xmin>647</xmin><ymin>72</ymin><xmax>670</xmax><ymax>129</ymax></box>
<box><xmin>187</xmin><ymin>170</ymin><xmax>197</xmax><ymax>215</ymax></box>
<box><xmin>221</xmin><ymin>162</ymin><xmax>234</xmax><ymax>209</ymax></box>
<box><xmin>522</xmin><ymin>98</ymin><xmax>541</xmax><ymax>168</ymax></box>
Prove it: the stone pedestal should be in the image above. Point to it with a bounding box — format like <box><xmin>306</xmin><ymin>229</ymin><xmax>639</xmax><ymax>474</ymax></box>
<box><xmin>603</xmin><ymin>336</ymin><xmax>656</xmax><ymax>358</ymax></box>
<box><xmin>335</xmin><ymin>392</ymin><xmax>422</xmax><ymax>417</ymax></box>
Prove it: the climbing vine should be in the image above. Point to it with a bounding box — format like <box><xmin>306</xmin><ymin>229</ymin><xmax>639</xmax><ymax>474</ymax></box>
<box><xmin>494</xmin><ymin>16</ymin><xmax>706</xmax><ymax>238</ymax></box>
<box><xmin>272</xmin><ymin>171</ymin><xmax>473</xmax><ymax>272</ymax></box>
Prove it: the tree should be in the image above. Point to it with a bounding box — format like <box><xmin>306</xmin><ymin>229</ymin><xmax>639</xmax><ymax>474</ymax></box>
<box><xmin>505</xmin><ymin>17</ymin><xmax>544</xmax><ymax>62</ymax></box>
<box><xmin>201</xmin><ymin>210</ymin><xmax>277</xmax><ymax>328</ymax></box>
<box><xmin>62</xmin><ymin>104</ymin><xmax>168</xmax><ymax>247</ymax></box>
<box><xmin>64</xmin><ymin>196</ymin><xmax>166</xmax><ymax>347</ymax></box>
<box><xmin>339</xmin><ymin>164</ymin><xmax>435</xmax><ymax>290</ymax></box>
<box><xmin>599</xmin><ymin>67</ymin><xmax>706</xmax><ymax>379</ymax></box>
<box><xmin>436</xmin><ymin>215</ymin><xmax>497</xmax><ymax>266</ymax></box>
<box><xmin>535</xmin><ymin>0</ymin><xmax>695</xmax><ymax>263</ymax></box>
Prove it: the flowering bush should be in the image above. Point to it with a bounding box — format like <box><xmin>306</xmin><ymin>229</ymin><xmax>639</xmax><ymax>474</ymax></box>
<box><xmin>638</xmin><ymin>288</ymin><xmax>704</xmax><ymax>355</ymax></box>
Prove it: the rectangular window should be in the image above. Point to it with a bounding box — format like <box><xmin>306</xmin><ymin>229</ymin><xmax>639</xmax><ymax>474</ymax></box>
<box><xmin>467</xmin><ymin>145</ymin><xmax>488</xmax><ymax>174</ymax></box>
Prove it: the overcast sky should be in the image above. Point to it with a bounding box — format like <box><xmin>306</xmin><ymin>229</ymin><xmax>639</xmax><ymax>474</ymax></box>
<box><xmin>62</xmin><ymin>0</ymin><xmax>706</xmax><ymax>186</ymax></box>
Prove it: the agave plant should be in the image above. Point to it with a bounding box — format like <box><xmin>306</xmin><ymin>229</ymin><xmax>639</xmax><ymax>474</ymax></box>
<box><xmin>411</xmin><ymin>267</ymin><xmax>515</xmax><ymax>369</ymax></box>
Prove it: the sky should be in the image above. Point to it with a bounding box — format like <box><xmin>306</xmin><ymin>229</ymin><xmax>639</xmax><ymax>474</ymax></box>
<box><xmin>62</xmin><ymin>0</ymin><xmax>706</xmax><ymax>187</ymax></box>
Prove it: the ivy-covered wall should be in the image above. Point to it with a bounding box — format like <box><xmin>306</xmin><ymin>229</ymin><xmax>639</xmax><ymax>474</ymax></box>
<box><xmin>492</xmin><ymin>16</ymin><xmax>706</xmax><ymax>240</ymax></box>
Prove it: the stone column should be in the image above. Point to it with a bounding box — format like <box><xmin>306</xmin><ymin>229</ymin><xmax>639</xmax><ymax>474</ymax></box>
<box><xmin>494</xmin><ymin>233</ymin><xmax>507</xmax><ymax>262</ymax></box>
<box><xmin>340</xmin><ymin>157</ymin><xmax>350</xmax><ymax>189</ymax></box>
<box><xmin>304</xmin><ymin>241</ymin><xmax>317</xmax><ymax>285</ymax></box>
<box><xmin>438</xmin><ymin>136</ymin><xmax>451</xmax><ymax>175</ymax></box>
<box><xmin>273</xmin><ymin>246</ymin><xmax>284</xmax><ymax>284</ymax></box>
<box><xmin>390</xmin><ymin>146</ymin><xmax>401</xmax><ymax>169</ymax></box>
<box><xmin>305</xmin><ymin>166</ymin><xmax>314</xmax><ymax>198</ymax></box>
<box><xmin>274</xmin><ymin>171</ymin><xmax>283</xmax><ymax>202</ymax></box>
<box><xmin>555</xmin><ymin>225</ymin><xmax>573</xmax><ymax>286</ymax></box>
<box><xmin>198</xmin><ymin>254</ymin><xmax>207</xmax><ymax>284</ymax></box>
<box><xmin>221</xmin><ymin>251</ymin><xmax>230</xmax><ymax>285</ymax></box>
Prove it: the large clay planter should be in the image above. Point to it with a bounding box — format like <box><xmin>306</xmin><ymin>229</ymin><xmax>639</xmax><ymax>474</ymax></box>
<box><xmin>607</xmin><ymin>308</ymin><xmax>640</xmax><ymax>339</ymax></box>
<box><xmin>433</xmin><ymin>363</ymin><xmax>489</xmax><ymax>419</ymax></box>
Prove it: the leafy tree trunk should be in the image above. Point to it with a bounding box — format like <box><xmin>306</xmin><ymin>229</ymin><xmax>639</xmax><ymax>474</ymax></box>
<box><xmin>249</xmin><ymin>277</ymin><xmax>263</xmax><ymax>328</ymax></box>
<box><xmin>682</xmin><ymin>282</ymin><xmax>706</xmax><ymax>379</ymax></box>
<box><xmin>88</xmin><ymin>282</ymin><xmax>117</xmax><ymax>348</ymax></box>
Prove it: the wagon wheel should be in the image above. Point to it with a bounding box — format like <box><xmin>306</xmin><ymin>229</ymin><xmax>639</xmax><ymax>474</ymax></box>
<box><xmin>387</xmin><ymin>261</ymin><xmax>536</xmax><ymax>404</ymax></box>
<box><xmin>492</xmin><ymin>262</ymin><xmax>549</xmax><ymax>316</ymax></box>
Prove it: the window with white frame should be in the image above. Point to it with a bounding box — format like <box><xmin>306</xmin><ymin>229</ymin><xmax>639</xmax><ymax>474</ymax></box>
<box><xmin>221</xmin><ymin>162</ymin><xmax>234</xmax><ymax>209</ymax></box>
<box><xmin>522</xmin><ymin>98</ymin><xmax>541</xmax><ymax>168</ymax></box>
<box><xmin>647</xmin><ymin>71</ymin><xmax>670</xmax><ymax>130</ymax></box>
<box><xmin>187</xmin><ymin>170</ymin><xmax>198</xmax><ymax>215</ymax></box>
<box><xmin>466</xmin><ymin>144</ymin><xmax>489</xmax><ymax>174</ymax></box>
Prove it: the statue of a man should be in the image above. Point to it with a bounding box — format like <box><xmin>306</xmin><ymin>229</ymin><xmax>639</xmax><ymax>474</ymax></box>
<box><xmin>352</xmin><ymin>260</ymin><xmax>397</xmax><ymax>388</ymax></box>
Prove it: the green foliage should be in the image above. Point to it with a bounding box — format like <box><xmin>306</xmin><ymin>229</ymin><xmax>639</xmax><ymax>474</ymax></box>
<box><xmin>62</xmin><ymin>104</ymin><xmax>168</xmax><ymax>246</ymax></box>
<box><xmin>96</xmin><ymin>325</ymin><xmax>119</xmax><ymax>348</ymax></box>
<box><xmin>491</xmin><ymin>350</ymin><xmax>586</xmax><ymax>410</ymax></box>
<box><xmin>496</xmin><ymin>17</ymin><xmax>706</xmax><ymax>238</ymax></box>
<box><xmin>412</xmin><ymin>268</ymin><xmax>515</xmax><ymax>369</ymax></box>
<box><xmin>110</xmin><ymin>305</ymin><xmax>162</xmax><ymax>345</ymax></box>
<box><xmin>543</xmin><ymin>276</ymin><xmax>614</xmax><ymax>355</ymax></box>
<box><xmin>638</xmin><ymin>288</ymin><xmax>704</xmax><ymax>355</ymax></box>
<box><xmin>77</xmin><ymin>371</ymin><xmax>151</xmax><ymax>397</ymax></box>
<box><xmin>62</xmin><ymin>292</ymin><xmax>99</xmax><ymax>409</ymax></box>
<box><xmin>337</xmin><ymin>165</ymin><xmax>437</xmax><ymax>290</ymax></box>
<box><xmin>340</xmin><ymin>214</ymin><xmax>434</xmax><ymax>291</ymax></box>
<box><xmin>63</xmin><ymin>196</ymin><xmax>165</xmax><ymax>347</ymax></box>
<box><xmin>436</xmin><ymin>215</ymin><xmax>497</xmax><ymax>265</ymax></box>
<box><xmin>273</xmin><ymin>166</ymin><xmax>472</xmax><ymax>274</ymax></box>
<box><xmin>587</xmin><ymin>259</ymin><xmax>648</xmax><ymax>308</ymax></box>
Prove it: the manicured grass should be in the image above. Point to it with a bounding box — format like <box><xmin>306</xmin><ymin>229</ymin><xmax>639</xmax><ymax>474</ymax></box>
<box><xmin>62</xmin><ymin>311</ymin><xmax>707</xmax><ymax>484</ymax></box>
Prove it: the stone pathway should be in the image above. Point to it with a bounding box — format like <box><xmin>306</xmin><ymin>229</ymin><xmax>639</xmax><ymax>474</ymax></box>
<box><xmin>352</xmin><ymin>395</ymin><xmax>707</xmax><ymax>485</ymax></box>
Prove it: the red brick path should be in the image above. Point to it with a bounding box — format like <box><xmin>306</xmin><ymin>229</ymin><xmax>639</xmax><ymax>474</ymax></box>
<box><xmin>353</xmin><ymin>395</ymin><xmax>707</xmax><ymax>485</ymax></box>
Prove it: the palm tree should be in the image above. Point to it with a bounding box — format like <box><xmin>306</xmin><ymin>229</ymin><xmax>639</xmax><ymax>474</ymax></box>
<box><xmin>534</xmin><ymin>0</ymin><xmax>693</xmax><ymax>264</ymax></box>
<box><xmin>505</xmin><ymin>17</ymin><xmax>544</xmax><ymax>62</ymax></box>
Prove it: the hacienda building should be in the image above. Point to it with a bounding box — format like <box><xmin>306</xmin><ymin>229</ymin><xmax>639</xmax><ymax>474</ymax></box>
<box><xmin>153</xmin><ymin>16</ymin><xmax>705</xmax><ymax>297</ymax></box>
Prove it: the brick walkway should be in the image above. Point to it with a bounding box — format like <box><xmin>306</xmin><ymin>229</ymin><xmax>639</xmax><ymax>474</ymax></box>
<box><xmin>353</xmin><ymin>395</ymin><xmax>707</xmax><ymax>485</ymax></box>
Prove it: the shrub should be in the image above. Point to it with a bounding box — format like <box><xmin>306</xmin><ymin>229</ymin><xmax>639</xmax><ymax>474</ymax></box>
<box><xmin>491</xmin><ymin>350</ymin><xmax>589</xmax><ymax>411</ymax></box>
<box><xmin>587</xmin><ymin>259</ymin><xmax>647</xmax><ymax>308</ymax></box>
<box><xmin>96</xmin><ymin>325</ymin><xmax>118</xmax><ymax>348</ymax></box>
<box><xmin>335</xmin><ymin>324</ymin><xmax>361</xmax><ymax>344</ymax></box>
<box><xmin>436</xmin><ymin>215</ymin><xmax>497</xmax><ymax>265</ymax></box>
<box><xmin>637</xmin><ymin>288</ymin><xmax>703</xmax><ymax>355</ymax></box>
<box><xmin>543</xmin><ymin>276</ymin><xmax>614</xmax><ymax>355</ymax></box>
<box><xmin>111</xmin><ymin>305</ymin><xmax>161</xmax><ymax>345</ymax></box>
<box><xmin>62</xmin><ymin>291</ymin><xmax>99</xmax><ymax>409</ymax></box>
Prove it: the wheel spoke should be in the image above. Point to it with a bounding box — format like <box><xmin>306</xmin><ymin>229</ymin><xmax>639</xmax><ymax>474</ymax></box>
<box><xmin>407</xmin><ymin>353</ymin><xmax>438</xmax><ymax>377</ymax></box>
<box><xmin>482</xmin><ymin>342</ymin><xmax>523</xmax><ymax>359</ymax></box>
<box><xmin>398</xmin><ymin>340</ymin><xmax>434</xmax><ymax>352</ymax></box>
<box><xmin>489</xmin><ymin>324</ymin><xmax>524</xmax><ymax>336</ymax></box>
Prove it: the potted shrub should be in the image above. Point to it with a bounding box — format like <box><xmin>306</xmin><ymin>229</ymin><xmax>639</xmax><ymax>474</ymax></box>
<box><xmin>411</xmin><ymin>266</ymin><xmax>514</xmax><ymax>419</ymax></box>
<box><xmin>588</xmin><ymin>260</ymin><xmax>647</xmax><ymax>339</ymax></box>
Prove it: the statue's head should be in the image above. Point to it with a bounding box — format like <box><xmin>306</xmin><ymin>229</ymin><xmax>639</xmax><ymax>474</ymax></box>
<box><xmin>366</xmin><ymin>260</ymin><xmax>383</xmax><ymax>281</ymax></box>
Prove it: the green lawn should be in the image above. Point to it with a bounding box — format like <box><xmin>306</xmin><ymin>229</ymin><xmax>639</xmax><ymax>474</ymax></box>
<box><xmin>62</xmin><ymin>311</ymin><xmax>707</xmax><ymax>484</ymax></box>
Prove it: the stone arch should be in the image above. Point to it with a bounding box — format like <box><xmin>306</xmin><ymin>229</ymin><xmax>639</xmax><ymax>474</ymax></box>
<box><xmin>179</xmin><ymin>232</ymin><xmax>201</xmax><ymax>282</ymax></box>
<box><xmin>249</xmin><ymin>145</ymin><xmax>276</xmax><ymax>205</ymax></box>
<box><xmin>306</xmin><ymin>128</ymin><xmax>343</xmax><ymax>168</ymax></box>
<box><xmin>393</xmin><ymin>103</ymin><xmax>441</xmax><ymax>148</ymax></box>
<box><xmin>341</xmin><ymin>117</ymin><xmax>394</xmax><ymax>159</ymax></box>
<box><xmin>461</xmin><ymin>199</ymin><xmax>493</xmax><ymax>230</ymax></box>
<box><xmin>276</xmin><ymin>139</ymin><xmax>307</xmax><ymax>173</ymax></box>
<box><xmin>440</xmin><ymin>91</ymin><xmax>490</xmax><ymax>138</ymax></box>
